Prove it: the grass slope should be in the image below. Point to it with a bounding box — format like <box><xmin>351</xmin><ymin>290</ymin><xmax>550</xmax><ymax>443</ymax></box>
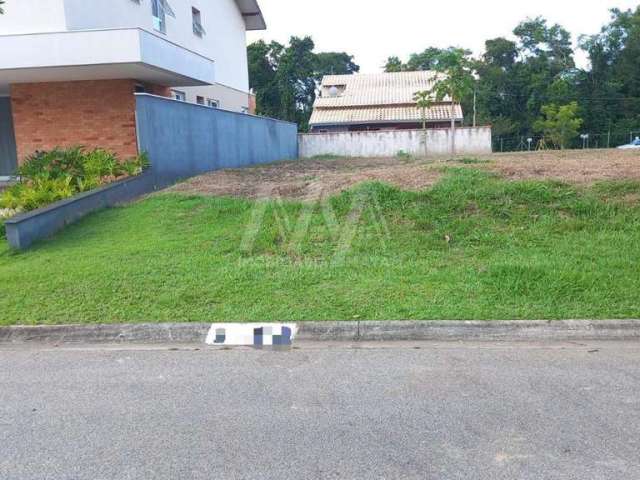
<box><xmin>1</xmin><ymin>167</ymin><xmax>640</xmax><ymax>324</ymax></box>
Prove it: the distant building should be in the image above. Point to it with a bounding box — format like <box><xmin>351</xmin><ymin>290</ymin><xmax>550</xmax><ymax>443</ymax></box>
<box><xmin>309</xmin><ymin>71</ymin><xmax>463</xmax><ymax>133</ymax></box>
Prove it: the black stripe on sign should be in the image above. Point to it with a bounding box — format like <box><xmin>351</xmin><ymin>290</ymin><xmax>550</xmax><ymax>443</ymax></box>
<box><xmin>254</xmin><ymin>327</ymin><xmax>264</xmax><ymax>346</ymax></box>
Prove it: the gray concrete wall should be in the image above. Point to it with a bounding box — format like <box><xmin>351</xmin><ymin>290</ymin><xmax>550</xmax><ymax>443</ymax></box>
<box><xmin>299</xmin><ymin>126</ymin><xmax>493</xmax><ymax>158</ymax></box>
<box><xmin>0</xmin><ymin>97</ymin><xmax>17</xmax><ymax>176</ymax></box>
<box><xmin>135</xmin><ymin>93</ymin><xmax>298</xmax><ymax>183</ymax></box>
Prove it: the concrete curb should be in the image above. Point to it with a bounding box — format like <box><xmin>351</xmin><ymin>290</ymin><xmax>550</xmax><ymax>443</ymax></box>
<box><xmin>0</xmin><ymin>323</ymin><xmax>212</xmax><ymax>345</ymax></box>
<box><xmin>356</xmin><ymin>320</ymin><xmax>640</xmax><ymax>341</ymax></box>
<box><xmin>0</xmin><ymin>320</ymin><xmax>639</xmax><ymax>345</ymax></box>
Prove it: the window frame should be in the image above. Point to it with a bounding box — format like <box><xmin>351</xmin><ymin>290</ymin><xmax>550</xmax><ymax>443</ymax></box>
<box><xmin>151</xmin><ymin>0</ymin><xmax>166</xmax><ymax>33</ymax></box>
<box><xmin>172</xmin><ymin>90</ymin><xmax>187</xmax><ymax>102</ymax></box>
<box><xmin>151</xmin><ymin>0</ymin><xmax>176</xmax><ymax>34</ymax></box>
<box><xmin>192</xmin><ymin>7</ymin><xmax>206</xmax><ymax>37</ymax></box>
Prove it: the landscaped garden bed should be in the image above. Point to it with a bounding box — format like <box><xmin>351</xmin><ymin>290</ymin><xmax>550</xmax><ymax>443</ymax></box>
<box><xmin>0</xmin><ymin>147</ymin><xmax>149</xmax><ymax>237</ymax></box>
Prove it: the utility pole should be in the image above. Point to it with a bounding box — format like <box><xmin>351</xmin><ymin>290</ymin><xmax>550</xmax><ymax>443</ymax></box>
<box><xmin>473</xmin><ymin>88</ymin><xmax>477</xmax><ymax>128</ymax></box>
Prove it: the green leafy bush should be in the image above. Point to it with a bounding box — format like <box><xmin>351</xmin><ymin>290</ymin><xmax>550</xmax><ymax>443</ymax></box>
<box><xmin>1</xmin><ymin>176</ymin><xmax>75</xmax><ymax>211</ymax></box>
<box><xmin>396</xmin><ymin>150</ymin><xmax>413</xmax><ymax>160</ymax></box>
<box><xmin>1</xmin><ymin>146</ymin><xmax>150</xmax><ymax>235</ymax></box>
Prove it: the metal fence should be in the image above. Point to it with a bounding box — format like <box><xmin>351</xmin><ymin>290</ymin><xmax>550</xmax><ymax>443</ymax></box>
<box><xmin>492</xmin><ymin>131</ymin><xmax>640</xmax><ymax>153</ymax></box>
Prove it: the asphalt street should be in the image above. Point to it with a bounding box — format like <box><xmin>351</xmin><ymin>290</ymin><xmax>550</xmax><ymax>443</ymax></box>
<box><xmin>1</xmin><ymin>341</ymin><xmax>639</xmax><ymax>479</ymax></box>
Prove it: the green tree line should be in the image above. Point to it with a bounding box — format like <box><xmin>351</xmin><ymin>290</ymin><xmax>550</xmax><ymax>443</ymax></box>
<box><xmin>384</xmin><ymin>8</ymin><xmax>640</xmax><ymax>146</ymax></box>
<box><xmin>248</xmin><ymin>38</ymin><xmax>359</xmax><ymax>132</ymax></box>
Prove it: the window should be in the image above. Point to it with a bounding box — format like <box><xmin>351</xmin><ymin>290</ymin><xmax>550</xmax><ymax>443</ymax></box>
<box><xmin>196</xmin><ymin>96</ymin><xmax>205</xmax><ymax>105</ymax></box>
<box><xmin>151</xmin><ymin>0</ymin><xmax>175</xmax><ymax>34</ymax></box>
<box><xmin>241</xmin><ymin>107</ymin><xmax>249</xmax><ymax>114</ymax></box>
<box><xmin>207</xmin><ymin>99</ymin><xmax>219</xmax><ymax>108</ymax></box>
<box><xmin>172</xmin><ymin>90</ymin><xmax>186</xmax><ymax>102</ymax></box>
<box><xmin>192</xmin><ymin>7</ymin><xmax>206</xmax><ymax>37</ymax></box>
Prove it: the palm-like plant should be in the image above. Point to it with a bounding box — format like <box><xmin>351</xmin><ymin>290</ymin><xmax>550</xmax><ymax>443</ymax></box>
<box><xmin>431</xmin><ymin>55</ymin><xmax>475</xmax><ymax>156</ymax></box>
<box><xmin>413</xmin><ymin>90</ymin><xmax>434</xmax><ymax>157</ymax></box>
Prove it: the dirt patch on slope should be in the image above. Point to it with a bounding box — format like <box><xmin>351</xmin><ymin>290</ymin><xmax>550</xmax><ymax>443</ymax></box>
<box><xmin>170</xmin><ymin>157</ymin><xmax>442</xmax><ymax>201</ymax></box>
<box><xmin>474</xmin><ymin>149</ymin><xmax>640</xmax><ymax>184</ymax></box>
<box><xmin>169</xmin><ymin>149</ymin><xmax>640</xmax><ymax>201</ymax></box>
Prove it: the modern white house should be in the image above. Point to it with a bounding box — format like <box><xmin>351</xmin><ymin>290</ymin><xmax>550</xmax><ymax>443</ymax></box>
<box><xmin>0</xmin><ymin>0</ymin><xmax>265</xmax><ymax>175</ymax></box>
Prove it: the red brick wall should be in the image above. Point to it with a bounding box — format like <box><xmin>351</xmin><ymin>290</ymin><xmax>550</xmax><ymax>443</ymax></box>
<box><xmin>10</xmin><ymin>80</ymin><xmax>168</xmax><ymax>162</ymax></box>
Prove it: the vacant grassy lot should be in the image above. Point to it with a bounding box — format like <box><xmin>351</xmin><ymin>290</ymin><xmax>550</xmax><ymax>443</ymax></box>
<box><xmin>171</xmin><ymin>148</ymin><xmax>640</xmax><ymax>199</ymax></box>
<box><xmin>1</xmin><ymin>150</ymin><xmax>640</xmax><ymax>324</ymax></box>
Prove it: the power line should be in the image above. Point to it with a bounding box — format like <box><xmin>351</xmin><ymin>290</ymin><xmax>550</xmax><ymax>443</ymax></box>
<box><xmin>484</xmin><ymin>91</ymin><xmax>640</xmax><ymax>102</ymax></box>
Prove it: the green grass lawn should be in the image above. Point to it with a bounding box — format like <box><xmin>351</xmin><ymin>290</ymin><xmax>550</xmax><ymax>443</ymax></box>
<box><xmin>1</xmin><ymin>167</ymin><xmax>640</xmax><ymax>324</ymax></box>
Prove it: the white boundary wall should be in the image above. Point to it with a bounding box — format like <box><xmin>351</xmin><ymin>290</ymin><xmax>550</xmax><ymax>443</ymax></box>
<box><xmin>299</xmin><ymin>126</ymin><xmax>492</xmax><ymax>158</ymax></box>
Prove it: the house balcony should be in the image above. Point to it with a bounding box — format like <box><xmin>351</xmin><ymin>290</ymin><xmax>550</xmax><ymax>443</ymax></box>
<box><xmin>0</xmin><ymin>28</ymin><xmax>216</xmax><ymax>95</ymax></box>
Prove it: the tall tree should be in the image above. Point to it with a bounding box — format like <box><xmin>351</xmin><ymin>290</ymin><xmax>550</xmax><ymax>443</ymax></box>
<box><xmin>431</xmin><ymin>52</ymin><xmax>475</xmax><ymax>155</ymax></box>
<box><xmin>475</xmin><ymin>38</ymin><xmax>522</xmax><ymax>136</ymax></box>
<box><xmin>413</xmin><ymin>90</ymin><xmax>434</xmax><ymax>156</ymax></box>
<box><xmin>534</xmin><ymin>102</ymin><xmax>583</xmax><ymax>149</ymax></box>
<box><xmin>248</xmin><ymin>38</ymin><xmax>360</xmax><ymax>131</ymax></box>
<box><xmin>579</xmin><ymin>7</ymin><xmax>640</xmax><ymax>137</ymax></box>
<box><xmin>274</xmin><ymin>36</ymin><xmax>317</xmax><ymax>129</ymax></box>
<box><xmin>385</xmin><ymin>47</ymin><xmax>472</xmax><ymax>73</ymax></box>
<box><xmin>407</xmin><ymin>47</ymin><xmax>472</xmax><ymax>71</ymax></box>
<box><xmin>247</xmin><ymin>40</ymin><xmax>282</xmax><ymax>119</ymax></box>
<box><xmin>314</xmin><ymin>52</ymin><xmax>360</xmax><ymax>81</ymax></box>
<box><xmin>384</xmin><ymin>56</ymin><xmax>405</xmax><ymax>73</ymax></box>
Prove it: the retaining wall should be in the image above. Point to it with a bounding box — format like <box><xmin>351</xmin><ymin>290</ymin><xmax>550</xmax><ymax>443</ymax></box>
<box><xmin>5</xmin><ymin>172</ymin><xmax>157</xmax><ymax>249</ymax></box>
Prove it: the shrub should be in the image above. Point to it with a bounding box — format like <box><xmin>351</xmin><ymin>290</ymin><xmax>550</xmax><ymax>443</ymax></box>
<box><xmin>120</xmin><ymin>152</ymin><xmax>150</xmax><ymax>177</ymax></box>
<box><xmin>17</xmin><ymin>146</ymin><xmax>87</xmax><ymax>180</ymax></box>
<box><xmin>1</xmin><ymin>146</ymin><xmax>150</xmax><ymax>236</ymax></box>
<box><xmin>0</xmin><ymin>207</ymin><xmax>21</xmax><ymax>237</ymax></box>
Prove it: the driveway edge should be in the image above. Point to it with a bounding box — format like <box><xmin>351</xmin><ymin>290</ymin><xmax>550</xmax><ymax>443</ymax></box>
<box><xmin>0</xmin><ymin>320</ymin><xmax>639</xmax><ymax>345</ymax></box>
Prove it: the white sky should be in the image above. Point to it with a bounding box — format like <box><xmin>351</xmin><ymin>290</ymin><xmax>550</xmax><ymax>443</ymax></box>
<box><xmin>248</xmin><ymin>0</ymin><xmax>640</xmax><ymax>72</ymax></box>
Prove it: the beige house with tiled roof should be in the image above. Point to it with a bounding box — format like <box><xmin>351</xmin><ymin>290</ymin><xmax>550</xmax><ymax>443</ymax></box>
<box><xmin>309</xmin><ymin>71</ymin><xmax>463</xmax><ymax>132</ymax></box>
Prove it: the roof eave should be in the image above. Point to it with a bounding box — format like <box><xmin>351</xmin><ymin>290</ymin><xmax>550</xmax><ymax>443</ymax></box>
<box><xmin>309</xmin><ymin>118</ymin><xmax>463</xmax><ymax>127</ymax></box>
<box><xmin>235</xmin><ymin>0</ymin><xmax>267</xmax><ymax>31</ymax></box>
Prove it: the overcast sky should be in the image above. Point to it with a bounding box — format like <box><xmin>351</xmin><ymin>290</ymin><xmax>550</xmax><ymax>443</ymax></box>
<box><xmin>248</xmin><ymin>0</ymin><xmax>640</xmax><ymax>72</ymax></box>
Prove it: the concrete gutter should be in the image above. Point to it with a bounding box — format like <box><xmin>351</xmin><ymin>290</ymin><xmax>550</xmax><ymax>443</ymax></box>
<box><xmin>0</xmin><ymin>320</ymin><xmax>639</xmax><ymax>345</ymax></box>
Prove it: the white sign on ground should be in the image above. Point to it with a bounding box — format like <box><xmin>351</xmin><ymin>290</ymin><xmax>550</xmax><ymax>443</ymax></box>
<box><xmin>205</xmin><ymin>323</ymin><xmax>298</xmax><ymax>346</ymax></box>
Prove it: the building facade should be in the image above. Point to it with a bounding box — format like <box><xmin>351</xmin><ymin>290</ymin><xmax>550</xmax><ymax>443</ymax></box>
<box><xmin>0</xmin><ymin>0</ymin><xmax>265</xmax><ymax>175</ymax></box>
<box><xmin>309</xmin><ymin>72</ymin><xmax>463</xmax><ymax>133</ymax></box>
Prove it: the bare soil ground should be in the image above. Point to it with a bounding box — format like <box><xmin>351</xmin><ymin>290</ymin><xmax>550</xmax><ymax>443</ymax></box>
<box><xmin>169</xmin><ymin>157</ymin><xmax>442</xmax><ymax>201</ymax></box>
<box><xmin>169</xmin><ymin>149</ymin><xmax>640</xmax><ymax>200</ymax></box>
<box><xmin>478</xmin><ymin>149</ymin><xmax>640</xmax><ymax>184</ymax></box>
